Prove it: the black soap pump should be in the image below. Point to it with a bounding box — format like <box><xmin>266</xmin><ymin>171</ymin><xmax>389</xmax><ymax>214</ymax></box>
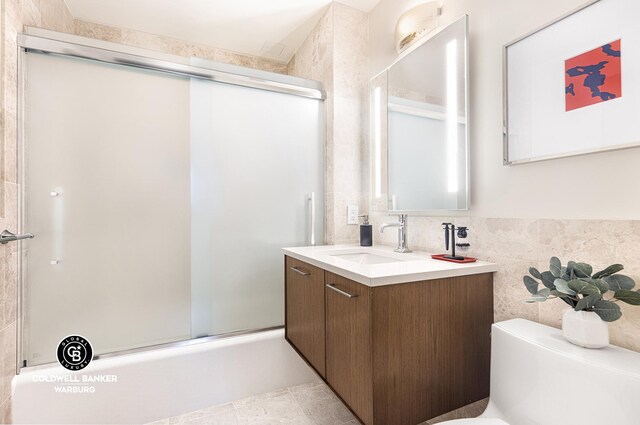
<box><xmin>359</xmin><ymin>214</ymin><xmax>372</xmax><ymax>247</ymax></box>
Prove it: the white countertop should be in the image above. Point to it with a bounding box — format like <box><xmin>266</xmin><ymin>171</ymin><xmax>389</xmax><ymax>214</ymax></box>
<box><xmin>282</xmin><ymin>245</ymin><xmax>498</xmax><ymax>287</ymax></box>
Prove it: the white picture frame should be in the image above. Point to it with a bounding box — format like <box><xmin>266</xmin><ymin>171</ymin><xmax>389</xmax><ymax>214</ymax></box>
<box><xmin>503</xmin><ymin>0</ymin><xmax>640</xmax><ymax>165</ymax></box>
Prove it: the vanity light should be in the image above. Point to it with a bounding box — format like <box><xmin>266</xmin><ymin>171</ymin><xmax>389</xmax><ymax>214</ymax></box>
<box><xmin>373</xmin><ymin>86</ymin><xmax>382</xmax><ymax>199</ymax></box>
<box><xmin>446</xmin><ymin>39</ymin><xmax>458</xmax><ymax>193</ymax></box>
<box><xmin>395</xmin><ymin>2</ymin><xmax>441</xmax><ymax>53</ymax></box>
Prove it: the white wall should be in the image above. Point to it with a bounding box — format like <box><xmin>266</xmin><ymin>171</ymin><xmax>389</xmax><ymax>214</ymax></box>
<box><xmin>369</xmin><ymin>0</ymin><xmax>640</xmax><ymax>220</ymax></box>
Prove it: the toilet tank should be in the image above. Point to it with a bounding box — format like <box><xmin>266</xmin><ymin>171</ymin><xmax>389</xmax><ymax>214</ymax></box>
<box><xmin>488</xmin><ymin>319</ymin><xmax>640</xmax><ymax>425</ymax></box>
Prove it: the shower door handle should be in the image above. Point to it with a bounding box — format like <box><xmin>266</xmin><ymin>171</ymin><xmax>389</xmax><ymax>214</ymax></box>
<box><xmin>0</xmin><ymin>229</ymin><xmax>35</xmax><ymax>244</ymax></box>
<box><xmin>308</xmin><ymin>192</ymin><xmax>316</xmax><ymax>246</ymax></box>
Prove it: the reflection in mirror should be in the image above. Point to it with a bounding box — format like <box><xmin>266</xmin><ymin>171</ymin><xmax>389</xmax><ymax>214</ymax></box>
<box><xmin>371</xmin><ymin>15</ymin><xmax>469</xmax><ymax>212</ymax></box>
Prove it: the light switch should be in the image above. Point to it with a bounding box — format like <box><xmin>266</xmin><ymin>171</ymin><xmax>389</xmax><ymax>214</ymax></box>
<box><xmin>347</xmin><ymin>205</ymin><xmax>359</xmax><ymax>225</ymax></box>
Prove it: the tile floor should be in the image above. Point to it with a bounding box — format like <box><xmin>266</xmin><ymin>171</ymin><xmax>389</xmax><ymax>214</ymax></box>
<box><xmin>147</xmin><ymin>381</ymin><xmax>488</xmax><ymax>425</ymax></box>
<box><xmin>147</xmin><ymin>382</ymin><xmax>358</xmax><ymax>425</ymax></box>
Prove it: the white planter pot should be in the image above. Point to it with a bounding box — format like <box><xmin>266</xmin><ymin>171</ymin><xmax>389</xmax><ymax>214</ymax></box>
<box><xmin>562</xmin><ymin>308</ymin><xmax>609</xmax><ymax>349</ymax></box>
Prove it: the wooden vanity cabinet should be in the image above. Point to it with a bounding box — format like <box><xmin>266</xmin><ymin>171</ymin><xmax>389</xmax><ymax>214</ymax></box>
<box><xmin>370</xmin><ymin>273</ymin><xmax>493</xmax><ymax>424</ymax></box>
<box><xmin>325</xmin><ymin>272</ymin><xmax>374</xmax><ymax>425</ymax></box>
<box><xmin>285</xmin><ymin>255</ymin><xmax>494</xmax><ymax>425</ymax></box>
<box><xmin>285</xmin><ymin>256</ymin><xmax>326</xmax><ymax>377</ymax></box>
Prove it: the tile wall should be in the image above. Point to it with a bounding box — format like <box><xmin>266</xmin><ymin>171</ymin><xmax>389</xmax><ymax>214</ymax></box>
<box><xmin>73</xmin><ymin>19</ymin><xmax>288</xmax><ymax>74</ymax></box>
<box><xmin>287</xmin><ymin>3</ymin><xmax>369</xmax><ymax>245</ymax></box>
<box><xmin>1</xmin><ymin>1</ymin><xmax>76</xmax><ymax>421</ymax></box>
<box><xmin>370</xmin><ymin>213</ymin><xmax>640</xmax><ymax>353</ymax></box>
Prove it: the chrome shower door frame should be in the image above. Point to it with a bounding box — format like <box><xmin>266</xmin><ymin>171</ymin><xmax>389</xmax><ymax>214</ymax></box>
<box><xmin>16</xmin><ymin>30</ymin><xmax>326</xmax><ymax>373</ymax></box>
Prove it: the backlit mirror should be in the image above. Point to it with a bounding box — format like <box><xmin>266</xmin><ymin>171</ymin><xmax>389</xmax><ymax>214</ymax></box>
<box><xmin>370</xmin><ymin>15</ymin><xmax>469</xmax><ymax>212</ymax></box>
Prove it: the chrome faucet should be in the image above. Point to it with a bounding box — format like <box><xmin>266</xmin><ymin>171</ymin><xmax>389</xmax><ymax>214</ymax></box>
<box><xmin>379</xmin><ymin>214</ymin><xmax>411</xmax><ymax>253</ymax></box>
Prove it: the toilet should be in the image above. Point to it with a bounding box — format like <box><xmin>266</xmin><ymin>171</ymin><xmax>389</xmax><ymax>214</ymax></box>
<box><xmin>441</xmin><ymin>318</ymin><xmax>640</xmax><ymax>425</ymax></box>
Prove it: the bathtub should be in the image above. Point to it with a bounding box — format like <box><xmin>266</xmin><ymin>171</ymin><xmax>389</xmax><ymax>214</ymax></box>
<box><xmin>12</xmin><ymin>329</ymin><xmax>320</xmax><ymax>424</ymax></box>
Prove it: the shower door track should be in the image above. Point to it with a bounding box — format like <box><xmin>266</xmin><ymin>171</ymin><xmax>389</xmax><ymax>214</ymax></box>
<box><xmin>16</xmin><ymin>31</ymin><xmax>325</xmax><ymax>373</ymax></box>
<box><xmin>17</xmin><ymin>33</ymin><xmax>326</xmax><ymax>100</ymax></box>
<box><xmin>19</xmin><ymin>326</ymin><xmax>284</xmax><ymax>372</ymax></box>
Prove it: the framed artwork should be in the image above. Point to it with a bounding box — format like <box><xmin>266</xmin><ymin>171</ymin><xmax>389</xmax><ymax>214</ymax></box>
<box><xmin>503</xmin><ymin>0</ymin><xmax>640</xmax><ymax>164</ymax></box>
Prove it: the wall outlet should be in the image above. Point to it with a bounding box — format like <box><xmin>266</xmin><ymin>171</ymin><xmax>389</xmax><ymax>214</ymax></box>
<box><xmin>347</xmin><ymin>205</ymin><xmax>359</xmax><ymax>225</ymax></box>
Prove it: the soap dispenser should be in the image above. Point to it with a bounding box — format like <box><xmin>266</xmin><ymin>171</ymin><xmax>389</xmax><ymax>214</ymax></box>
<box><xmin>359</xmin><ymin>214</ymin><xmax>372</xmax><ymax>246</ymax></box>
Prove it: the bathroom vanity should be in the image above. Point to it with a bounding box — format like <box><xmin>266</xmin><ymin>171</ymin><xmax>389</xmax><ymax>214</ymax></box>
<box><xmin>283</xmin><ymin>245</ymin><xmax>497</xmax><ymax>425</ymax></box>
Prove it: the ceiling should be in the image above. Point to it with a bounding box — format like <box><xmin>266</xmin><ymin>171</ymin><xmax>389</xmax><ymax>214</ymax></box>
<box><xmin>64</xmin><ymin>0</ymin><xmax>382</xmax><ymax>63</ymax></box>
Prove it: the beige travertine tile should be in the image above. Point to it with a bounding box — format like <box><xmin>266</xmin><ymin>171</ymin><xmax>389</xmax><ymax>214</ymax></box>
<box><xmin>538</xmin><ymin>219</ymin><xmax>616</xmax><ymax>267</ymax></box>
<box><xmin>491</xmin><ymin>256</ymin><xmax>539</xmax><ymax>323</ymax></box>
<box><xmin>416</xmin><ymin>216</ymin><xmax>456</xmax><ymax>253</ymax></box>
<box><xmin>538</xmin><ymin>299</ymin><xmax>566</xmax><ymax>330</ymax></box>
<box><xmin>331</xmin><ymin>140</ymin><xmax>360</xmax><ymax>195</ymax></box>
<box><xmin>74</xmin><ymin>19</ymin><xmax>122</xmax><ymax>43</ymax></box>
<box><xmin>606</xmin><ymin>220</ymin><xmax>640</xmax><ymax>274</ymax></box>
<box><xmin>253</xmin><ymin>58</ymin><xmax>288</xmax><ymax>74</ymax></box>
<box><xmin>120</xmin><ymin>28</ymin><xmax>175</xmax><ymax>53</ymax></box>
<box><xmin>4</xmin><ymin>24</ymin><xmax>19</xmax><ymax>117</ymax></box>
<box><xmin>0</xmin><ymin>397</ymin><xmax>11</xmax><ymax>425</ymax></box>
<box><xmin>71</xmin><ymin>19</ymin><xmax>287</xmax><ymax>73</ymax></box>
<box><xmin>234</xmin><ymin>388</ymin><xmax>309</xmax><ymax>424</ymax></box>
<box><xmin>3</xmin><ymin>250</ymin><xmax>18</xmax><ymax>329</ymax></box>
<box><xmin>311</xmin><ymin>5</ymin><xmax>333</xmax><ymax>74</ymax></box>
<box><xmin>190</xmin><ymin>44</ymin><xmax>218</xmax><ymax>61</ymax></box>
<box><xmin>334</xmin><ymin>96</ymin><xmax>364</xmax><ymax>146</ymax></box>
<box><xmin>20</xmin><ymin>0</ymin><xmax>41</xmax><ymax>27</ymax></box>
<box><xmin>332</xmin><ymin>3</ymin><xmax>369</xmax><ymax>100</ymax></box>
<box><xmin>1</xmin><ymin>323</ymin><xmax>16</xmax><ymax>408</ymax></box>
<box><xmin>5</xmin><ymin>0</ymin><xmax>24</xmax><ymax>29</ymax></box>
<box><xmin>0</xmin><ymin>247</ymin><xmax>6</xmax><ymax>331</ymax></box>
<box><xmin>2</xmin><ymin>183</ymin><xmax>18</xmax><ymax>233</ymax></box>
<box><xmin>0</xmin><ymin>329</ymin><xmax>5</xmax><ymax>404</ymax></box>
<box><xmin>286</xmin><ymin>55</ymin><xmax>297</xmax><ymax>76</ymax></box>
<box><xmin>184</xmin><ymin>403</ymin><xmax>240</xmax><ymax>425</ymax></box>
<box><xmin>535</xmin><ymin>257</ymin><xmax>567</xmax><ymax>330</ymax></box>
<box><xmin>424</xmin><ymin>398</ymin><xmax>489</xmax><ymax>424</ymax></box>
<box><xmin>610</xmin><ymin>302</ymin><xmax>640</xmax><ymax>352</ymax></box>
<box><xmin>369</xmin><ymin>211</ymin><xmax>396</xmax><ymax>247</ymax></box>
<box><xmin>466</xmin><ymin>217</ymin><xmax>538</xmax><ymax>262</ymax></box>
<box><xmin>289</xmin><ymin>382</ymin><xmax>355</xmax><ymax>425</ymax></box>
<box><xmin>3</xmin><ymin>112</ymin><xmax>17</xmax><ymax>184</ymax></box>
<box><xmin>536</xmin><ymin>219</ymin><xmax>640</xmax><ymax>352</ymax></box>
<box><xmin>167</xmin><ymin>39</ymin><xmax>194</xmax><ymax>58</ymax></box>
<box><xmin>62</xmin><ymin>2</ymin><xmax>74</xmax><ymax>34</ymax></box>
<box><xmin>215</xmin><ymin>49</ymin><xmax>256</xmax><ymax>69</ymax></box>
<box><xmin>40</xmin><ymin>0</ymin><xmax>64</xmax><ymax>31</ymax></box>
<box><xmin>331</xmin><ymin>191</ymin><xmax>361</xmax><ymax>244</ymax></box>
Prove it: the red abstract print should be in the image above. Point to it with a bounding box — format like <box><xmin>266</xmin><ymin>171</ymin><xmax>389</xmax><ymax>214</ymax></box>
<box><xmin>565</xmin><ymin>39</ymin><xmax>622</xmax><ymax>112</ymax></box>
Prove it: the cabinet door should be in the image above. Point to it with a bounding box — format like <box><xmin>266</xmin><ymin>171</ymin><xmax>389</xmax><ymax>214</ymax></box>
<box><xmin>325</xmin><ymin>272</ymin><xmax>373</xmax><ymax>425</ymax></box>
<box><xmin>285</xmin><ymin>256</ymin><xmax>325</xmax><ymax>377</ymax></box>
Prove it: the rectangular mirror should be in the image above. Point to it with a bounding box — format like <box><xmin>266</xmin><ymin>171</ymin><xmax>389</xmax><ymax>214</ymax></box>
<box><xmin>370</xmin><ymin>15</ymin><xmax>469</xmax><ymax>212</ymax></box>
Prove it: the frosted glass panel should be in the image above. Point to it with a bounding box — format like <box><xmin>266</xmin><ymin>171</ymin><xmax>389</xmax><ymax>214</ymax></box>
<box><xmin>24</xmin><ymin>53</ymin><xmax>191</xmax><ymax>365</ymax></box>
<box><xmin>22</xmin><ymin>49</ymin><xmax>325</xmax><ymax>366</ymax></box>
<box><xmin>190</xmin><ymin>80</ymin><xmax>324</xmax><ymax>337</ymax></box>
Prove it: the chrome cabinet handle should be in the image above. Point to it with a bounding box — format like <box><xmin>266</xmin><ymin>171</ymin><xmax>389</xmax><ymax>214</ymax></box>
<box><xmin>0</xmin><ymin>229</ymin><xmax>34</xmax><ymax>244</ymax></box>
<box><xmin>326</xmin><ymin>283</ymin><xmax>358</xmax><ymax>298</ymax></box>
<box><xmin>308</xmin><ymin>192</ymin><xmax>316</xmax><ymax>246</ymax></box>
<box><xmin>290</xmin><ymin>266</ymin><xmax>310</xmax><ymax>276</ymax></box>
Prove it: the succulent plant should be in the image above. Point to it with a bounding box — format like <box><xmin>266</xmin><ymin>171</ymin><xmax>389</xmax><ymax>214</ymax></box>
<box><xmin>523</xmin><ymin>257</ymin><xmax>640</xmax><ymax>322</ymax></box>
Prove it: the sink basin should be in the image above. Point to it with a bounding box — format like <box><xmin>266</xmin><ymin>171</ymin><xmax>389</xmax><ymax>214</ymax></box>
<box><xmin>331</xmin><ymin>252</ymin><xmax>406</xmax><ymax>265</ymax></box>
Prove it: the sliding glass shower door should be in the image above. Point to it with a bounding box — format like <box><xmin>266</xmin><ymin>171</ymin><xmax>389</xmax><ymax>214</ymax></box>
<box><xmin>21</xmin><ymin>46</ymin><xmax>323</xmax><ymax>366</ymax></box>
<box><xmin>190</xmin><ymin>80</ymin><xmax>324</xmax><ymax>338</ymax></box>
<box><xmin>23</xmin><ymin>53</ymin><xmax>192</xmax><ymax>365</ymax></box>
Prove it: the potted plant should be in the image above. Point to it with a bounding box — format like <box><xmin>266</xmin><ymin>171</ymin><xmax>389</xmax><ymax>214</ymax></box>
<box><xmin>523</xmin><ymin>257</ymin><xmax>640</xmax><ymax>348</ymax></box>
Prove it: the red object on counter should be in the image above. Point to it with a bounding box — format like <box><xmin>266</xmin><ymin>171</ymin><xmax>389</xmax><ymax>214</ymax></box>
<box><xmin>431</xmin><ymin>254</ymin><xmax>477</xmax><ymax>264</ymax></box>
